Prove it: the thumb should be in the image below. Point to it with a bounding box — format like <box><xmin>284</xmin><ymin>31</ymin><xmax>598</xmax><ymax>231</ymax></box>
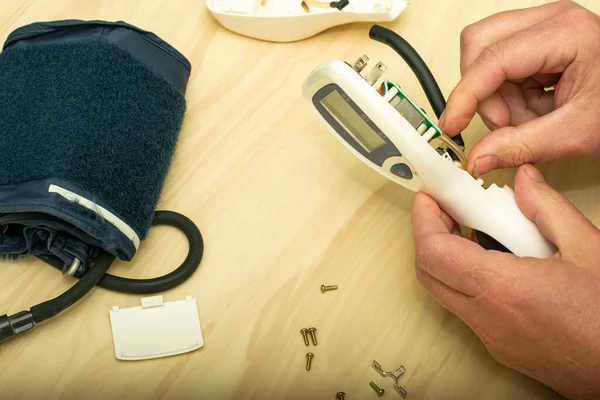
<box><xmin>467</xmin><ymin>105</ymin><xmax>587</xmax><ymax>177</ymax></box>
<box><xmin>514</xmin><ymin>164</ymin><xmax>597</xmax><ymax>254</ymax></box>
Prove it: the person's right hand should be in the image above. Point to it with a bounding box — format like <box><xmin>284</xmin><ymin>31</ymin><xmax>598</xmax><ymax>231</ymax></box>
<box><xmin>439</xmin><ymin>0</ymin><xmax>600</xmax><ymax>177</ymax></box>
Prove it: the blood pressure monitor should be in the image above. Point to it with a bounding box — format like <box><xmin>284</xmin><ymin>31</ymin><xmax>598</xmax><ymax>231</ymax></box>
<box><xmin>302</xmin><ymin>26</ymin><xmax>557</xmax><ymax>259</ymax></box>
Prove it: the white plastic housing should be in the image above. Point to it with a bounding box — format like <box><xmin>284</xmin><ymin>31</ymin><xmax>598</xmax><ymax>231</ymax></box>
<box><xmin>109</xmin><ymin>295</ymin><xmax>204</xmax><ymax>361</ymax></box>
<box><xmin>206</xmin><ymin>0</ymin><xmax>408</xmax><ymax>42</ymax></box>
<box><xmin>303</xmin><ymin>60</ymin><xmax>557</xmax><ymax>259</ymax></box>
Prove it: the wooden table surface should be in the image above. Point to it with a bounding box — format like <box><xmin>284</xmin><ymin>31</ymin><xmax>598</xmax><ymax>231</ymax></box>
<box><xmin>1</xmin><ymin>0</ymin><xmax>599</xmax><ymax>399</ymax></box>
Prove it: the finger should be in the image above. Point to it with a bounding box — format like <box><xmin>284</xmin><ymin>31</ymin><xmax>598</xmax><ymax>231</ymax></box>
<box><xmin>513</xmin><ymin>164</ymin><xmax>599</xmax><ymax>254</ymax></box>
<box><xmin>441</xmin><ymin>20</ymin><xmax>577</xmax><ymax>136</ymax></box>
<box><xmin>521</xmin><ymin>78</ymin><xmax>555</xmax><ymax>116</ymax></box>
<box><xmin>413</xmin><ymin>192</ymin><xmax>461</xmax><ymax>237</ymax></box>
<box><xmin>451</xmin><ymin>224</ymin><xmax>461</xmax><ymax>237</ymax></box>
<box><xmin>531</xmin><ymin>72</ymin><xmax>561</xmax><ymax>88</ymax></box>
<box><xmin>412</xmin><ymin>192</ymin><xmax>455</xmax><ymax>234</ymax></box>
<box><xmin>467</xmin><ymin>101</ymin><xmax>587</xmax><ymax>177</ymax></box>
<box><xmin>416</xmin><ymin>231</ymin><xmax>518</xmax><ymax>296</ymax></box>
<box><xmin>497</xmin><ymin>82</ymin><xmax>538</xmax><ymax>125</ymax></box>
<box><xmin>496</xmin><ymin>81</ymin><xmax>548</xmax><ymax>125</ymax></box>
<box><xmin>476</xmin><ymin>91</ymin><xmax>511</xmax><ymax>130</ymax></box>
<box><xmin>459</xmin><ymin>0</ymin><xmax>574</xmax><ymax>72</ymax></box>
<box><xmin>473</xmin><ymin>73</ymin><xmax>556</xmax><ymax>133</ymax></box>
<box><xmin>415</xmin><ymin>267</ymin><xmax>473</xmax><ymax>319</ymax></box>
<box><xmin>412</xmin><ymin>193</ymin><xmax>517</xmax><ymax>295</ymax></box>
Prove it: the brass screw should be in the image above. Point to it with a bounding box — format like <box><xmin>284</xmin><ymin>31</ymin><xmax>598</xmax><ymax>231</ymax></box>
<box><xmin>306</xmin><ymin>352</ymin><xmax>314</xmax><ymax>370</ymax></box>
<box><xmin>308</xmin><ymin>327</ymin><xmax>318</xmax><ymax>345</ymax></box>
<box><xmin>336</xmin><ymin>392</ymin><xmax>346</xmax><ymax>400</ymax></box>
<box><xmin>300</xmin><ymin>328</ymin><xmax>309</xmax><ymax>346</ymax></box>
<box><xmin>369</xmin><ymin>382</ymin><xmax>385</xmax><ymax>396</ymax></box>
<box><xmin>321</xmin><ymin>284</ymin><xmax>338</xmax><ymax>293</ymax></box>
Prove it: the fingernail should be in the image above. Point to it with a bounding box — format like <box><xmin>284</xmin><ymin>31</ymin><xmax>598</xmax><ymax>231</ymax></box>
<box><xmin>524</xmin><ymin>164</ymin><xmax>545</xmax><ymax>182</ymax></box>
<box><xmin>470</xmin><ymin>155</ymin><xmax>499</xmax><ymax>177</ymax></box>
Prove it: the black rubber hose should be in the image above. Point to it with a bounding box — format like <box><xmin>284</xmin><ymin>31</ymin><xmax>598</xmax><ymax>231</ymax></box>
<box><xmin>97</xmin><ymin>210</ymin><xmax>203</xmax><ymax>294</ymax></box>
<box><xmin>38</xmin><ymin>211</ymin><xmax>204</xmax><ymax>294</ymax></box>
<box><xmin>369</xmin><ymin>25</ymin><xmax>465</xmax><ymax>148</ymax></box>
<box><xmin>30</xmin><ymin>251</ymin><xmax>115</xmax><ymax>323</ymax></box>
<box><xmin>27</xmin><ymin>210</ymin><xmax>203</xmax><ymax>328</ymax></box>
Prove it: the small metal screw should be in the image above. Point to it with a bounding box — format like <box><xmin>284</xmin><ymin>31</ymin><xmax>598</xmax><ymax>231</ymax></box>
<box><xmin>308</xmin><ymin>327</ymin><xmax>318</xmax><ymax>345</ymax></box>
<box><xmin>300</xmin><ymin>328</ymin><xmax>309</xmax><ymax>346</ymax></box>
<box><xmin>336</xmin><ymin>392</ymin><xmax>346</xmax><ymax>400</ymax></box>
<box><xmin>321</xmin><ymin>284</ymin><xmax>338</xmax><ymax>293</ymax></box>
<box><xmin>306</xmin><ymin>352</ymin><xmax>314</xmax><ymax>370</ymax></box>
<box><xmin>369</xmin><ymin>381</ymin><xmax>385</xmax><ymax>396</ymax></box>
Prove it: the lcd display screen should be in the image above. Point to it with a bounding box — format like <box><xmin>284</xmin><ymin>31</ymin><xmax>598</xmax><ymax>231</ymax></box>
<box><xmin>320</xmin><ymin>90</ymin><xmax>386</xmax><ymax>152</ymax></box>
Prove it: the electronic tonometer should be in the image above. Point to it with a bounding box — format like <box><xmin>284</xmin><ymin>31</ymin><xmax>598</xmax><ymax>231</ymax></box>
<box><xmin>303</xmin><ymin>25</ymin><xmax>556</xmax><ymax>259</ymax></box>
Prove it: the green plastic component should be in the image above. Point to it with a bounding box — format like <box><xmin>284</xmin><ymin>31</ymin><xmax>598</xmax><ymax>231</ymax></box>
<box><xmin>382</xmin><ymin>81</ymin><xmax>442</xmax><ymax>140</ymax></box>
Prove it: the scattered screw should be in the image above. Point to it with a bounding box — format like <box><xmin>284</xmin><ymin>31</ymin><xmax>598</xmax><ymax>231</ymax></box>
<box><xmin>308</xmin><ymin>327</ymin><xmax>318</xmax><ymax>345</ymax></box>
<box><xmin>336</xmin><ymin>392</ymin><xmax>346</xmax><ymax>400</ymax></box>
<box><xmin>306</xmin><ymin>352</ymin><xmax>314</xmax><ymax>370</ymax></box>
<box><xmin>321</xmin><ymin>284</ymin><xmax>338</xmax><ymax>293</ymax></box>
<box><xmin>300</xmin><ymin>328</ymin><xmax>310</xmax><ymax>346</ymax></box>
<box><xmin>369</xmin><ymin>381</ymin><xmax>385</xmax><ymax>396</ymax></box>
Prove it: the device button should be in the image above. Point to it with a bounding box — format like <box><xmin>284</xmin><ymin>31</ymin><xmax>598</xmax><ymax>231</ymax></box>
<box><xmin>390</xmin><ymin>163</ymin><xmax>413</xmax><ymax>180</ymax></box>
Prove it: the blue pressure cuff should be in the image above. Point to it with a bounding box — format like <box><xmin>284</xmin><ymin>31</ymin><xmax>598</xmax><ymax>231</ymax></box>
<box><xmin>0</xmin><ymin>20</ymin><xmax>191</xmax><ymax>274</ymax></box>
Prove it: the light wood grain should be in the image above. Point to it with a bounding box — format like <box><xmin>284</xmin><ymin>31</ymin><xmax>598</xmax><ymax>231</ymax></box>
<box><xmin>0</xmin><ymin>1</ymin><xmax>599</xmax><ymax>399</ymax></box>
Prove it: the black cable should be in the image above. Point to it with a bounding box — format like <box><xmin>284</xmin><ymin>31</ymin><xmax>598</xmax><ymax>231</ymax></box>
<box><xmin>0</xmin><ymin>211</ymin><xmax>204</xmax><ymax>342</ymax></box>
<box><xmin>96</xmin><ymin>210</ymin><xmax>203</xmax><ymax>294</ymax></box>
<box><xmin>30</xmin><ymin>251</ymin><xmax>115</xmax><ymax>323</ymax></box>
<box><xmin>1</xmin><ymin>251</ymin><xmax>115</xmax><ymax>341</ymax></box>
<box><xmin>38</xmin><ymin>210</ymin><xmax>204</xmax><ymax>294</ymax></box>
<box><xmin>0</xmin><ymin>210</ymin><xmax>204</xmax><ymax>343</ymax></box>
<box><xmin>368</xmin><ymin>25</ymin><xmax>465</xmax><ymax>148</ymax></box>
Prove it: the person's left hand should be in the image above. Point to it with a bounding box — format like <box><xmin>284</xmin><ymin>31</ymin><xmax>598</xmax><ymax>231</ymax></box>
<box><xmin>412</xmin><ymin>163</ymin><xmax>600</xmax><ymax>400</ymax></box>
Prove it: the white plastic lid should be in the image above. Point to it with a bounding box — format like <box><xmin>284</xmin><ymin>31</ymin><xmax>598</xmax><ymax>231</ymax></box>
<box><xmin>109</xmin><ymin>295</ymin><xmax>204</xmax><ymax>361</ymax></box>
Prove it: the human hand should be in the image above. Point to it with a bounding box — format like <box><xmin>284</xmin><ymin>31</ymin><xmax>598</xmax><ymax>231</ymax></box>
<box><xmin>412</xmin><ymin>163</ymin><xmax>600</xmax><ymax>399</ymax></box>
<box><xmin>439</xmin><ymin>0</ymin><xmax>600</xmax><ymax>177</ymax></box>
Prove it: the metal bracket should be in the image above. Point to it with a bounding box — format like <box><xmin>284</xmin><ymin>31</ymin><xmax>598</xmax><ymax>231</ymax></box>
<box><xmin>350</xmin><ymin>54</ymin><xmax>386</xmax><ymax>87</ymax></box>
<box><xmin>364</xmin><ymin>61</ymin><xmax>387</xmax><ymax>86</ymax></box>
<box><xmin>373</xmin><ymin>360</ymin><xmax>408</xmax><ymax>398</ymax></box>
<box><xmin>351</xmin><ymin>54</ymin><xmax>369</xmax><ymax>73</ymax></box>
